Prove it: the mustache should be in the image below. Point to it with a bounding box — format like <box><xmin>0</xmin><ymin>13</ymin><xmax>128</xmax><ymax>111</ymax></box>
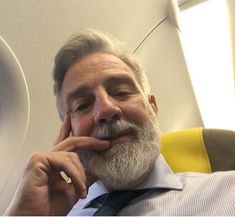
<box><xmin>91</xmin><ymin>120</ymin><xmax>139</xmax><ymax>140</ymax></box>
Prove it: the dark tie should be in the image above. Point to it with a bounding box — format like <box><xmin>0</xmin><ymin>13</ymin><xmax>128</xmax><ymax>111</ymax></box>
<box><xmin>90</xmin><ymin>189</ymin><xmax>148</xmax><ymax>216</ymax></box>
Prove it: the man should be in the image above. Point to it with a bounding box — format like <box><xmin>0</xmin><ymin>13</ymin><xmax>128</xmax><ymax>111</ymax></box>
<box><xmin>4</xmin><ymin>29</ymin><xmax>235</xmax><ymax>216</ymax></box>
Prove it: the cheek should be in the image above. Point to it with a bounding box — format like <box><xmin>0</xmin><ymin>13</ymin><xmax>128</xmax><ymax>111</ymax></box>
<box><xmin>70</xmin><ymin>117</ymin><xmax>93</xmax><ymax>136</ymax></box>
<box><xmin>123</xmin><ymin>101</ymin><xmax>150</xmax><ymax>126</ymax></box>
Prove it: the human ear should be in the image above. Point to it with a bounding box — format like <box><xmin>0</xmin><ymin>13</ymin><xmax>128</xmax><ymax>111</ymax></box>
<box><xmin>148</xmin><ymin>94</ymin><xmax>158</xmax><ymax>114</ymax></box>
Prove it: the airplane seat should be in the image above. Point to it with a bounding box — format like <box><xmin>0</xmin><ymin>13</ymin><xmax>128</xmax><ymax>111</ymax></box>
<box><xmin>160</xmin><ymin>127</ymin><xmax>235</xmax><ymax>173</ymax></box>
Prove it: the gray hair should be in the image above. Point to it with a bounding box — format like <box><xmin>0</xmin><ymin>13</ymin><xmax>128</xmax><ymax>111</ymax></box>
<box><xmin>53</xmin><ymin>29</ymin><xmax>151</xmax><ymax>119</ymax></box>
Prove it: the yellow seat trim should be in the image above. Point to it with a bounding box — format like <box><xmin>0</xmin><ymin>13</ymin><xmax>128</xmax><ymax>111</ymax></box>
<box><xmin>160</xmin><ymin>127</ymin><xmax>212</xmax><ymax>173</ymax></box>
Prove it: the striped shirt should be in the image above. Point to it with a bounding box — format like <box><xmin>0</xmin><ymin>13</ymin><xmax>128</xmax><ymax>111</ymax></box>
<box><xmin>68</xmin><ymin>154</ymin><xmax>235</xmax><ymax>216</ymax></box>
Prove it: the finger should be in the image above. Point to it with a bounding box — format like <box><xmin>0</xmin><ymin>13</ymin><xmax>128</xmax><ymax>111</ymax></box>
<box><xmin>59</xmin><ymin>164</ymin><xmax>87</xmax><ymax>198</ymax></box>
<box><xmin>45</xmin><ymin>152</ymin><xmax>88</xmax><ymax>198</ymax></box>
<box><xmin>52</xmin><ymin>136</ymin><xmax>110</xmax><ymax>152</ymax></box>
<box><xmin>85</xmin><ymin>171</ymin><xmax>96</xmax><ymax>188</ymax></box>
<box><xmin>53</xmin><ymin>115</ymin><xmax>71</xmax><ymax>146</ymax></box>
<box><xmin>59</xmin><ymin>152</ymin><xmax>95</xmax><ymax>196</ymax></box>
<box><xmin>59</xmin><ymin>151</ymin><xmax>86</xmax><ymax>184</ymax></box>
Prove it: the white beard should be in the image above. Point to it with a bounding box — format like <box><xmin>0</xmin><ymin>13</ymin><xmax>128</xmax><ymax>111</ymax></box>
<box><xmin>78</xmin><ymin>113</ymin><xmax>161</xmax><ymax>190</ymax></box>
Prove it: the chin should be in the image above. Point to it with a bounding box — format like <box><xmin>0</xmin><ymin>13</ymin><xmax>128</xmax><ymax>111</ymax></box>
<box><xmin>79</xmin><ymin>113</ymin><xmax>161</xmax><ymax>190</ymax></box>
<box><xmin>100</xmin><ymin>156</ymin><xmax>157</xmax><ymax>190</ymax></box>
<box><xmin>79</xmin><ymin>139</ymin><xmax>159</xmax><ymax>190</ymax></box>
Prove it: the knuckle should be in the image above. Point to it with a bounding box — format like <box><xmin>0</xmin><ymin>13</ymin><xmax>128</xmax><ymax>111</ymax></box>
<box><xmin>63</xmin><ymin>137</ymin><xmax>77</xmax><ymax>148</ymax></box>
<box><xmin>27</xmin><ymin>152</ymin><xmax>47</xmax><ymax>171</ymax></box>
<box><xmin>64</xmin><ymin>137</ymin><xmax>74</xmax><ymax>144</ymax></box>
<box><xmin>62</xmin><ymin>157</ymin><xmax>72</xmax><ymax>166</ymax></box>
<box><xmin>67</xmin><ymin>152</ymin><xmax>79</xmax><ymax>160</ymax></box>
<box><xmin>29</xmin><ymin>152</ymin><xmax>43</xmax><ymax>162</ymax></box>
<box><xmin>65</xmin><ymin>137</ymin><xmax>84</xmax><ymax>150</ymax></box>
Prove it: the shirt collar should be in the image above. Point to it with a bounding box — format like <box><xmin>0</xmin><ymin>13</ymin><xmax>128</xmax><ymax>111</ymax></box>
<box><xmin>135</xmin><ymin>154</ymin><xmax>183</xmax><ymax>190</ymax></box>
<box><xmin>73</xmin><ymin>154</ymin><xmax>183</xmax><ymax>209</ymax></box>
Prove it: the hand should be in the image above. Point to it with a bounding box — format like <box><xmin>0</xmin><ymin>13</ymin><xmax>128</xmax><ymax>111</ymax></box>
<box><xmin>4</xmin><ymin>115</ymin><xmax>110</xmax><ymax>216</ymax></box>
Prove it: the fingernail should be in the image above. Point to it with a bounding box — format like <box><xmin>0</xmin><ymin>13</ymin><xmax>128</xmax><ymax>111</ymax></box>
<box><xmin>81</xmin><ymin>190</ymin><xmax>87</xmax><ymax>199</ymax></box>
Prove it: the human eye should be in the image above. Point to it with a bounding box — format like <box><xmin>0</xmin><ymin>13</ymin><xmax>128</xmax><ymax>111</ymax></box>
<box><xmin>111</xmin><ymin>87</ymin><xmax>136</xmax><ymax>100</ymax></box>
<box><xmin>115</xmin><ymin>90</ymin><xmax>132</xmax><ymax>97</ymax></box>
<box><xmin>76</xmin><ymin>103</ymin><xmax>91</xmax><ymax>111</ymax></box>
<box><xmin>71</xmin><ymin>101</ymin><xmax>92</xmax><ymax>115</ymax></box>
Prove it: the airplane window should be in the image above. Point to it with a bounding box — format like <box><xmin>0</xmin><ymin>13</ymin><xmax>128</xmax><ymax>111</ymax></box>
<box><xmin>180</xmin><ymin>0</ymin><xmax>235</xmax><ymax>131</ymax></box>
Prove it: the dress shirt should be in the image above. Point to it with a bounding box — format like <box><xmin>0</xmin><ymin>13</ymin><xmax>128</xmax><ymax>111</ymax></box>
<box><xmin>68</xmin><ymin>154</ymin><xmax>235</xmax><ymax>216</ymax></box>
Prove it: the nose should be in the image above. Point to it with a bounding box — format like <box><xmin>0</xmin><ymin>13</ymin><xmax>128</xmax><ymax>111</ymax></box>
<box><xmin>94</xmin><ymin>93</ymin><xmax>121</xmax><ymax>125</ymax></box>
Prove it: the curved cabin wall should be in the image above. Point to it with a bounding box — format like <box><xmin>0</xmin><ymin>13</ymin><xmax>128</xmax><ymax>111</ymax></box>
<box><xmin>0</xmin><ymin>37</ymin><xmax>29</xmax><ymax>210</ymax></box>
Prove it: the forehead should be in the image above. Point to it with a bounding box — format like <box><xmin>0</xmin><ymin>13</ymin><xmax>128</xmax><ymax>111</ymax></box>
<box><xmin>61</xmin><ymin>52</ymin><xmax>139</xmax><ymax>92</ymax></box>
<box><xmin>74</xmin><ymin>53</ymin><xmax>129</xmax><ymax>73</ymax></box>
<box><xmin>67</xmin><ymin>52</ymin><xmax>135</xmax><ymax>79</ymax></box>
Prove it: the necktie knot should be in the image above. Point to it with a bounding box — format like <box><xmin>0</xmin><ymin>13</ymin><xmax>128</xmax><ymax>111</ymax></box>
<box><xmin>88</xmin><ymin>189</ymin><xmax>148</xmax><ymax>216</ymax></box>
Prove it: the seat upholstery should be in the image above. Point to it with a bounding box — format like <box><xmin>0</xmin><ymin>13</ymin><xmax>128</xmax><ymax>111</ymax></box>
<box><xmin>160</xmin><ymin>127</ymin><xmax>235</xmax><ymax>173</ymax></box>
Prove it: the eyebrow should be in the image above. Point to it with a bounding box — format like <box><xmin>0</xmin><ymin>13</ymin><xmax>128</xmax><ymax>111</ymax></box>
<box><xmin>66</xmin><ymin>85</ymin><xmax>91</xmax><ymax>108</ymax></box>
<box><xmin>66</xmin><ymin>74</ymin><xmax>138</xmax><ymax>107</ymax></box>
<box><xmin>104</xmin><ymin>74</ymin><xmax>138</xmax><ymax>89</ymax></box>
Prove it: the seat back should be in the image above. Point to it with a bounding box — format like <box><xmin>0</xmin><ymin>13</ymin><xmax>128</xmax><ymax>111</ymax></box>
<box><xmin>160</xmin><ymin>127</ymin><xmax>235</xmax><ymax>173</ymax></box>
